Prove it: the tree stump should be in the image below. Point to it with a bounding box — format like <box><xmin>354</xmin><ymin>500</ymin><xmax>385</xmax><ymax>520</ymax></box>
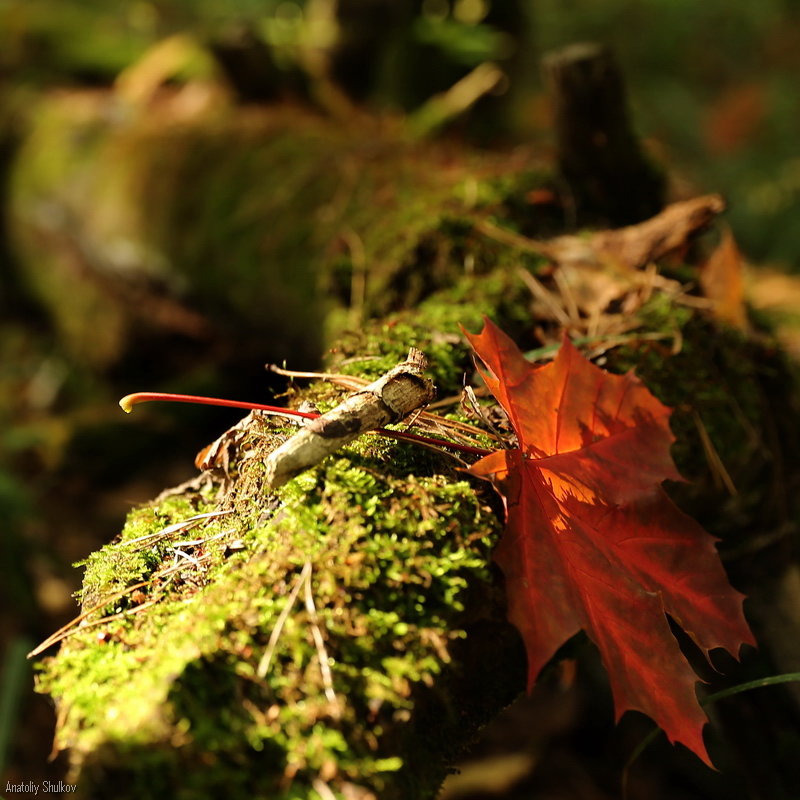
<box><xmin>542</xmin><ymin>42</ymin><xmax>666</xmax><ymax>226</ymax></box>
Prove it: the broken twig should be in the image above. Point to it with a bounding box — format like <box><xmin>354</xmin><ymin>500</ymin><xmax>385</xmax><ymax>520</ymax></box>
<box><xmin>264</xmin><ymin>348</ymin><xmax>436</xmax><ymax>489</ymax></box>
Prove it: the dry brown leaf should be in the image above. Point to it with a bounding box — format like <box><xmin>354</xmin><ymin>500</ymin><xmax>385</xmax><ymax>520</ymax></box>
<box><xmin>480</xmin><ymin>195</ymin><xmax>726</xmax><ymax>337</ymax></box>
<box><xmin>547</xmin><ymin>194</ymin><xmax>726</xmax><ymax>270</ymax></box>
<box><xmin>477</xmin><ymin>194</ymin><xmax>725</xmax><ymax>272</ymax></box>
<box><xmin>746</xmin><ymin>267</ymin><xmax>800</xmax><ymax>359</ymax></box>
<box><xmin>195</xmin><ymin>411</ymin><xmax>261</xmax><ymax>473</ymax></box>
<box><xmin>699</xmin><ymin>228</ymin><xmax>748</xmax><ymax>330</ymax></box>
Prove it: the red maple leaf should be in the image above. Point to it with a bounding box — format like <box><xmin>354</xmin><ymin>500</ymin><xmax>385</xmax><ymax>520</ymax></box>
<box><xmin>463</xmin><ymin>318</ymin><xmax>755</xmax><ymax>764</ymax></box>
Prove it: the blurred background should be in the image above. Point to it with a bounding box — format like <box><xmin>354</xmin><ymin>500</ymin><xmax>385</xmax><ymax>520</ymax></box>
<box><xmin>1</xmin><ymin>0</ymin><xmax>799</xmax><ymax>796</ymax></box>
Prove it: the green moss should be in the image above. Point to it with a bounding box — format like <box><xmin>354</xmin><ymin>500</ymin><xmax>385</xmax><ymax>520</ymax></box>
<box><xmin>37</xmin><ymin>395</ymin><xmax>513</xmax><ymax>798</ymax></box>
<box><xmin>328</xmin><ymin>269</ymin><xmax>531</xmax><ymax>393</ymax></box>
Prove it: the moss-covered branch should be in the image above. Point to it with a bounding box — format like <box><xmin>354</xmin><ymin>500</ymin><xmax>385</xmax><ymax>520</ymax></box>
<box><xmin>34</xmin><ymin>275</ymin><xmax>529</xmax><ymax>799</ymax></box>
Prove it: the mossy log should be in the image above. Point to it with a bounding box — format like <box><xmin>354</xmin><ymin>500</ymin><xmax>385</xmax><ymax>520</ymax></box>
<box><xmin>7</xmin><ymin>87</ymin><xmax>549</xmax><ymax>374</ymax></box>
<box><xmin>33</xmin><ymin>253</ymin><xmax>800</xmax><ymax>798</ymax></box>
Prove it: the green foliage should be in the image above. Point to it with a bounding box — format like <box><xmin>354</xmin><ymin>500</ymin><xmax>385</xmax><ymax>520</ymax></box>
<box><xmin>0</xmin><ymin>1</ymin><xmax>153</xmax><ymax>81</ymax></box>
<box><xmin>413</xmin><ymin>14</ymin><xmax>506</xmax><ymax>66</ymax></box>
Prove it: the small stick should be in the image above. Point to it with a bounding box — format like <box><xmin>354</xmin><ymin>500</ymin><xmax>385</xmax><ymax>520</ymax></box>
<box><xmin>28</xmin><ymin>578</ymin><xmax>158</xmax><ymax>657</ymax></box>
<box><xmin>119</xmin><ymin>510</ymin><xmax>233</xmax><ymax>549</ymax></box>
<box><xmin>264</xmin><ymin>348</ymin><xmax>436</xmax><ymax>489</ymax></box>
<box><xmin>257</xmin><ymin>562</ymin><xmax>312</xmax><ymax>678</ymax></box>
<box><xmin>302</xmin><ymin>564</ymin><xmax>339</xmax><ymax>707</ymax></box>
<box><xmin>407</xmin><ymin>62</ymin><xmax>504</xmax><ymax>139</ymax></box>
<box><xmin>267</xmin><ymin>363</ymin><xmax>366</xmax><ymax>391</ymax></box>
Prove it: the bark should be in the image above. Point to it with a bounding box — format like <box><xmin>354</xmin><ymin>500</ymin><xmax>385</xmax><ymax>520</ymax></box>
<box><xmin>264</xmin><ymin>348</ymin><xmax>435</xmax><ymax>488</ymax></box>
